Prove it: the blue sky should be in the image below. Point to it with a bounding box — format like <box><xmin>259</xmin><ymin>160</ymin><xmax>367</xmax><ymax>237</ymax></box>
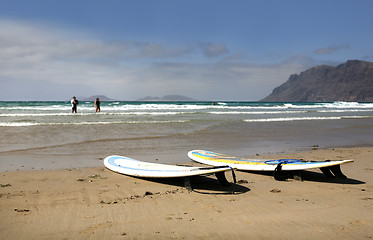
<box><xmin>1</xmin><ymin>0</ymin><xmax>372</xmax><ymax>100</ymax></box>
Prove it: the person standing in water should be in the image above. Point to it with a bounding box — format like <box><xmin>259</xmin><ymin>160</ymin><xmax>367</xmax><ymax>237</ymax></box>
<box><xmin>71</xmin><ymin>96</ymin><xmax>79</xmax><ymax>113</ymax></box>
<box><xmin>94</xmin><ymin>98</ymin><xmax>101</xmax><ymax>112</ymax></box>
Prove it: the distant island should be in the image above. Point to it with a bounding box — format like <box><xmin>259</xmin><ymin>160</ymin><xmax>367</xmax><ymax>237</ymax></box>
<box><xmin>262</xmin><ymin>60</ymin><xmax>373</xmax><ymax>102</ymax></box>
<box><xmin>82</xmin><ymin>95</ymin><xmax>115</xmax><ymax>101</ymax></box>
<box><xmin>137</xmin><ymin>95</ymin><xmax>196</xmax><ymax>101</ymax></box>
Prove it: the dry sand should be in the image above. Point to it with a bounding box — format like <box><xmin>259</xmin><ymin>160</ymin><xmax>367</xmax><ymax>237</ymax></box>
<box><xmin>1</xmin><ymin>147</ymin><xmax>372</xmax><ymax>239</ymax></box>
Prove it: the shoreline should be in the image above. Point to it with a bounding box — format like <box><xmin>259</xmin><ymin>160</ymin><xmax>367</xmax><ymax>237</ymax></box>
<box><xmin>1</xmin><ymin>142</ymin><xmax>372</xmax><ymax>173</ymax></box>
<box><xmin>1</xmin><ymin>146</ymin><xmax>372</xmax><ymax>239</ymax></box>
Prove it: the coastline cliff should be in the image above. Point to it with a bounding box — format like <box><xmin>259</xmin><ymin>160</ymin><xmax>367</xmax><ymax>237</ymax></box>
<box><xmin>262</xmin><ymin>60</ymin><xmax>373</xmax><ymax>102</ymax></box>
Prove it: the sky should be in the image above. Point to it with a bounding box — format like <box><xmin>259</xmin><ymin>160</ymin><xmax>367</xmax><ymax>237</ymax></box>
<box><xmin>0</xmin><ymin>0</ymin><xmax>372</xmax><ymax>101</ymax></box>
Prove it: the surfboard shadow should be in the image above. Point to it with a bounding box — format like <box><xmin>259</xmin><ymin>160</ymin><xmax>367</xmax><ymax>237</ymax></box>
<box><xmin>190</xmin><ymin>175</ymin><xmax>250</xmax><ymax>195</ymax></box>
<box><xmin>240</xmin><ymin>170</ymin><xmax>365</xmax><ymax>184</ymax></box>
<box><xmin>134</xmin><ymin>175</ymin><xmax>250</xmax><ymax>195</ymax></box>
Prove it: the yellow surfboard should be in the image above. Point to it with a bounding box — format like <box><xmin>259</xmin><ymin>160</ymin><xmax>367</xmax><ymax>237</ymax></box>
<box><xmin>188</xmin><ymin>150</ymin><xmax>353</xmax><ymax>179</ymax></box>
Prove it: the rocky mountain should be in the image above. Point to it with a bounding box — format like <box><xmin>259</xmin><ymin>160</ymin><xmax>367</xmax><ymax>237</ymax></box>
<box><xmin>261</xmin><ymin>60</ymin><xmax>373</xmax><ymax>102</ymax></box>
<box><xmin>137</xmin><ymin>95</ymin><xmax>196</xmax><ymax>101</ymax></box>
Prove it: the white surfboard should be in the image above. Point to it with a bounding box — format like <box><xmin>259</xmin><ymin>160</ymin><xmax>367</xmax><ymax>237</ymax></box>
<box><xmin>188</xmin><ymin>150</ymin><xmax>353</xmax><ymax>179</ymax></box>
<box><xmin>104</xmin><ymin>155</ymin><xmax>232</xmax><ymax>178</ymax></box>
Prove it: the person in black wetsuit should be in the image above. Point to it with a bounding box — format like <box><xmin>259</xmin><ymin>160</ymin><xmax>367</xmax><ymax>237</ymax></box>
<box><xmin>71</xmin><ymin>96</ymin><xmax>79</xmax><ymax>113</ymax></box>
<box><xmin>94</xmin><ymin>98</ymin><xmax>101</xmax><ymax>112</ymax></box>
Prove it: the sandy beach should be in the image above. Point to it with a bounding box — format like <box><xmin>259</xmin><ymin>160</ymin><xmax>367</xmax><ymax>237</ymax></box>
<box><xmin>1</xmin><ymin>147</ymin><xmax>372</xmax><ymax>239</ymax></box>
<box><xmin>1</xmin><ymin>101</ymin><xmax>372</xmax><ymax>239</ymax></box>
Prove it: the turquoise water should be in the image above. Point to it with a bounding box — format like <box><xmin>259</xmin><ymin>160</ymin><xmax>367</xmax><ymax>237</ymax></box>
<box><xmin>1</xmin><ymin>101</ymin><xmax>372</xmax><ymax>127</ymax></box>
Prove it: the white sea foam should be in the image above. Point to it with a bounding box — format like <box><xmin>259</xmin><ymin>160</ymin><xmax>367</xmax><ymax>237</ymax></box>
<box><xmin>322</xmin><ymin>102</ymin><xmax>373</xmax><ymax>108</ymax></box>
<box><xmin>317</xmin><ymin>109</ymin><xmax>373</xmax><ymax>113</ymax></box>
<box><xmin>0</xmin><ymin>122</ymin><xmax>40</xmax><ymax>127</ymax></box>
<box><xmin>2</xmin><ymin>101</ymin><xmax>371</xmax><ymax>113</ymax></box>
<box><xmin>0</xmin><ymin>111</ymin><xmax>191</xmax><ymax>117</ymax></box>
<box><xmin>107</xmin><ymin>111</ymin><xmax>191</xmax><ymax>115</ymax></box>
<box><xmin>284</xmin><ymin>102</ymin><xmax>373</xmax><ymax>109</ymax></box>
<box><xmin>0</xmin><ymin>120</ymin><xmax>190</xmax><ymax>127</ymax></box>
<box><xmin>209</xmin><ymin>111</ymin><xmax>306</xmax><ymax>115</ymax></box>
<box><xmin>0</xmin><ymin>106</ymin><xmax>71</xmax><ymax>111</ymax></box>
<box><xmin>98</xmin><ymin>104</ymin><xmax>292</xmax><ymax>111</ymax></box>
<box><xmin>1</xmin><ymin>101</ymin><xmax>372</xmax><ymax>127</ymax></box>
<box><xmin>0</xmin><ymin>113</ymin><xmax>74</xmax><ymax>117</ymax></box>
<box><xmin>243</xmin><ymin>116</ymin><xmax>372</xmax><ymax>123</ymax></box>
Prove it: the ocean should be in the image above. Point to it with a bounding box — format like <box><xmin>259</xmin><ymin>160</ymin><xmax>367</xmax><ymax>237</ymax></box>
<box><xmin>1</xmin><ymin>101</ymin><xmax>373</xmax><ymax>170</ymax></box>
<box><xmin>1</xmin><ymin>101</ymin><xmax>373</xmax><ymax>127</ymax></box>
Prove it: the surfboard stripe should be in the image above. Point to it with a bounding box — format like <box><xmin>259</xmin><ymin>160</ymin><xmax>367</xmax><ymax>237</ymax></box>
<box><xmin>191</xmin><ymin>150</ymin><xmax>309</xmax><ymax>165</ymax></box>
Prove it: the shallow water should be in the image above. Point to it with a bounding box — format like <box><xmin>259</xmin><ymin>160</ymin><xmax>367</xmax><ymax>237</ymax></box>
<box><xmin>1</xmin><ymin>101</ymin><xmax>372</xmax><ymax>171</ymax></box>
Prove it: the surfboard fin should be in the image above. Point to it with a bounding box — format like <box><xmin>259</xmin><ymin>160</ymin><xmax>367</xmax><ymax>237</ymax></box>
<box><xmin>215</xmin><ymin>168</ymin><xmax>237</xmax><ymax>194</ymax></box>
<box><xmin>330</xmin><ymin>165</ymin><xmax>347</xmax><ymax>179</ymax></box>
<box><xmin>215</xmin><ymin>171</ymin><xmax>231</xmax><ymax>187</ymax></box>
<box><xmin>320</xmin><ymin>166</ymin><xmax>335</xmax><ymax>178</ymax></box>
<box><xmin>273</xmin><ymin>162</ymin><xmax>288</xmax><ymax>181</ymax></box>
<box><xmin>320</xmin><ymin>165</ymin><xmax>347</xmax><ymax>179</ymax></box>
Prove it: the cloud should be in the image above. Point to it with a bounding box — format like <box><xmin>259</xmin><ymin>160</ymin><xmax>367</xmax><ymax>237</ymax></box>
<box><xmin>0</xmin><ymin>19</ymin><xmax>313</xmax><ymax>101</ymax></box>
<box><xmin>313</xmin><ymin>43</ymin><xmax>350</xmax><ymax>55</ymax></box>
<box><xmin>362</xmin><ymin>53</ymin><xmax>373</xmax><ymax>60</ymax></box>
<box><xmin>122</xmin><ymin>41</ymin><xmax>193</xmax><ymax>59</ymax></box>
<box><xmin>282</xmin><ymin>54</ymin><xmax>316</xmax><ymax>66</ymax></box>
<box><xmin>221</xmin><ymin>53</ymin><xmax>246</xmax><ymax>62</ymax></box>
<box><xmin>200</xmin><ymin>42</ymin><xmax>229</xmax><ymax>58</ymax></box>
<box><xmin>0</xmin><ymin>19</ymin><xmax>194</xmax><ymax>65</ymax></box>
<box><xmin>129</xmin><ymin>59</ymin><xmax>310</xmax><ymax>100</ymax></box>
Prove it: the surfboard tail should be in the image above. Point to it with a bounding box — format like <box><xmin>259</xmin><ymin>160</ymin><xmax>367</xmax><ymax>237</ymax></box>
<box><xmin>320</xmin><ymin>165</ymin><xmax>347</xmax><ymax>179</ymax></box>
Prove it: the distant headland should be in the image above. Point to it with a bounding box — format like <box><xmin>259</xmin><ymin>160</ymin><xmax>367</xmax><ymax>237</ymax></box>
<box><xmin>262</xmin><ymin>60</ymin><xmax>373</xmax><ymax>102</ymax></box>
<box><xmin>81</xmin><ymin>95</ymin><xmax>115</xmax><ymax>101</ymax></box>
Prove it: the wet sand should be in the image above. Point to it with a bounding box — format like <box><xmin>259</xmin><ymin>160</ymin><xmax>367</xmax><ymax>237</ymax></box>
<box><xmin>1</xmin><ymin>147</ymin><xmax>372</xmax><ymax>239</ymax></box>
<box><xmin>1</xmin><ymin>117</ymin><xmax>373</xmax><ymax>172</ymax></box>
